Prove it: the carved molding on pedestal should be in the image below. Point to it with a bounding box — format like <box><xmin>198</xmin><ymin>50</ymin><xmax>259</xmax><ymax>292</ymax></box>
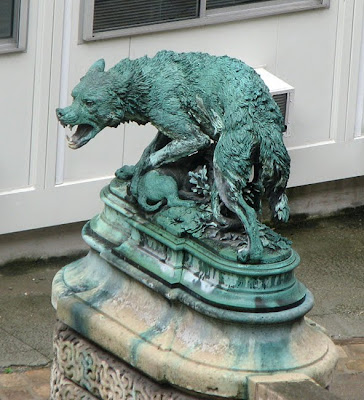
<box><xmin>51</xmin><ymin>321</ymin><xmax>200</xmax><ymax>400</ymax></box>
<box><xmin>51</xmin><ymin>361</ymin><xmax>97</xmax><ymax>400</ymax></box>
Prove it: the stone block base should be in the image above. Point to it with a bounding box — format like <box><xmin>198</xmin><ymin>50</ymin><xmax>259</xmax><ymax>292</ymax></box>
<box><xmin>50</xmin><ymin>321</ymin><xmax>199</xmax><ymax>400</ymax></box>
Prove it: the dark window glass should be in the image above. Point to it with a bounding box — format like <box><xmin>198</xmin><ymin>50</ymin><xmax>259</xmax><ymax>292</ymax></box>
<box><xmin>0</xmin><ymin>0</ymin><xmax>15</xmax><ymax>39</ymax></box>
<box><xmin>93</xmin><ymin>0</ymin><xmax>200</xmax><ymax>33</ymax></box>
<box><xmin>207</xmin><ymin>0</ymin><xmax>275</xmax><ymax>10</ymax></box>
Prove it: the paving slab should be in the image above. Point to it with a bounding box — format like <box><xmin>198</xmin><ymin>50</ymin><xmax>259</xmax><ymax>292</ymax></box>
<box><xmin>0</xmin><ymin>367</ymin><xmax>50</xmax><ymax>400</ymax></box>
<box><xmin>330</xmin><ymin>371</ymin><xmax>364</xmax><ymax>400</ymax></box>
<box><xmin>0</xmin><ymin>257</ymin><xmax>80</xmax><ymax>368</ymax></box>
<box><xmin>278</xmin><ymin>209</ymin><xmax>364</xmax><ymax>339</ymax></box>
<box><xmin>0</xmin><ymin>327</ymin><xmax>48</xmax><ymax>368</ymax></box>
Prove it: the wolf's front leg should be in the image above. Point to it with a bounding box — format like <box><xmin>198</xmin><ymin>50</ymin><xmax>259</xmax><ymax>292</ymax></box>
<box><xmin>149</xmin><ymin>112</ymin><xmax>212</xmax><ymax>169</ymax></box>
<box><xmin>149</xmin><ymin>133</ymin><xmax>210</xmax><ymax>168</ymax></box>
<box><xmin>149</xmin><ymin>138</ymin><xmax>208</xmax><ymax>168</ymax></box>
<box><xmin>129</xmin><ymin>131</ymin><xmax>167</xmax><ymax>197</ymax></box>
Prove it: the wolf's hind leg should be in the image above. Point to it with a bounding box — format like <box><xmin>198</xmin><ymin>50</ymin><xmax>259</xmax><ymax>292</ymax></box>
<box><xmin>211</xmin><ymin>182</ymin><xmax>225</xmax><ymax>224</ymax></box>
<box><xmin>211</xmin><ymin>183</ymin><xmax>241</xmax><ymax>229</ymax></box>
<box><xmin>214</xmin><ymin>163</ymin><xmax>263</xmax><ymax>262</ymax></box>
<box><xmin>230</xmin><ymin>192</ymin><xmax>263</xmax><ymax>263</ymax></box>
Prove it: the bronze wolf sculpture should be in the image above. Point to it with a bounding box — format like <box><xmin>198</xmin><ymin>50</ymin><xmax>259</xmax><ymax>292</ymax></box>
<box><xmin>56</xmin><ymin>51</ymin><xmax>290</xmax><ymax>262</ymax></box>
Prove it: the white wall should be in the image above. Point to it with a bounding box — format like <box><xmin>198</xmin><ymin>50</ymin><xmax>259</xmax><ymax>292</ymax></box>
<box><xmin>1</xmin><ymin>0</ymin><xmax>364</xmax><ymax>234</ymax></box>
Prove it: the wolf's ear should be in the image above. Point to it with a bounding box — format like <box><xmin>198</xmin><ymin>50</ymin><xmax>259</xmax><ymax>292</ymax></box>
<box><xmin>87</xmin><ymin>59</ymin><xmax>105</xmax><ymax>74</ymax></box>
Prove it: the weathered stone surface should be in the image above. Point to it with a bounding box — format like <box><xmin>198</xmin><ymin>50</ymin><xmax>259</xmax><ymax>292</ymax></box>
<box><xmin>253</xmin><ymin>381</ymin><xmax>342</xmax><ymax>400</ymax></box>
<box><xmin>52</xmin><ymin>247</ymin><xmax>338</xmax><ymax>399</ymax></box>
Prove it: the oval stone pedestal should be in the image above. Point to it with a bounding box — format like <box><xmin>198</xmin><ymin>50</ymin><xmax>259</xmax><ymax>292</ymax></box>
<box><xmin>51</xmin><ymin>179</ymin><xmax>338</xmax><ymax>399</ymax></box>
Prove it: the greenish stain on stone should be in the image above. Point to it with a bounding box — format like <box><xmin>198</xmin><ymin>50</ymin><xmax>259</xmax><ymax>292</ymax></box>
<box><xmin>68</xmin><ymin>300</ymin><xmax>91</xmax><ymax>339</ymax></box>
<box><xmin>130</xmin><ymin>308</ymin><xmax>174</xmax><ymax>366</ymax></box>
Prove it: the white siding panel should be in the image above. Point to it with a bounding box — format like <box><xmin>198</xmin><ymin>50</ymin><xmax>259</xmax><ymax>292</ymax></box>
<box><xmin>123</xmin><ymin>123</ymin><xmax>158</xmax><ymax>167</ymax></box>
<box><xmin>276</xmin><ymin>5</ymin><xmax>337</xmax><ymax>148</ymax></box>
<box><xmin>129</xmin><ymin>16</ymin><xmax>279</xmax><ymax>68</ymax></box>
<box><xmin>0</xmin><ymin>180</ymin><xmax>107</xmax><ymax>234</ymax></box>
<box><xmin>62</xmin><ymin>126</ymin><xmax>124</xmax><ymax>183</ymax></box>
<box><xmin>290</xmin><ymin>138</ymin><xmax>364</xmax><ymax>186</ymax></box>
<box><xmin>58</xmin><ymin>1</ymin><xmax>130</xmax><ymax>184</ymax></box>
<box><xmin>0</xmin><ymin>12</ymin><xmax>37</xmax><ymax>191</ymax></box>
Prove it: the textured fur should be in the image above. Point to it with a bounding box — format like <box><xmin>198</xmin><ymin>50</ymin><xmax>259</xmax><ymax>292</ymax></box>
<box><xmin>56</xmin><ymin>51</ymin><xmax>290</xmax><ymax>262</ymax></box>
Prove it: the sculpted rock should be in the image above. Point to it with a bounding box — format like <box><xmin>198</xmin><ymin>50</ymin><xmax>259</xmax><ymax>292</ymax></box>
<box><xmin>56</xmin><ymin>51</ymin><xmax>290</xmax><ymax>263</ymax></box>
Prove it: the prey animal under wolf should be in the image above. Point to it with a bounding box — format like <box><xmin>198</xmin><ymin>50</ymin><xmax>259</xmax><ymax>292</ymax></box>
<box><xmin>56</xmin><ymin>51</ymin><xmax>290</xmax><ymax>262</ymax></box>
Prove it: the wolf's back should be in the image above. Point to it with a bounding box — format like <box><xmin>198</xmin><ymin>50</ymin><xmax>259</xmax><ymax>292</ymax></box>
<box><xmin>151</xmin><ymin>51</ymin><xmax>262</xmax><ymax>111</ymax></box>
<box><xmin>119</xmin><ymin>51</ymin><xmax>290</xmax><ymax>221</ymax></box>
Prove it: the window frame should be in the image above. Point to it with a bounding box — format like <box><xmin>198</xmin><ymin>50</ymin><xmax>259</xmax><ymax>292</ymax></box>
<box><xmin>0</xmin><ymin>0</ymin><xmax>29</xmax><ymax>54</ymax></box>
<box><xmin>82</xmin><ymin>0</ymin><xmax>330</xmax><ymax>42</ymax></box>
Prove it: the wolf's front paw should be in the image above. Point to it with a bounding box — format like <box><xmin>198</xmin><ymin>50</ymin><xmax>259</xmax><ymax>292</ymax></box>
<box><xmin>237</xmin><ymin>247</ymin><xmax>250</xmax><ymax>263</ymax></box>
<box><xmin>237</xmin><ymin>245</ymin><xmax>263</xmax><ymax>264</ymax></box>
<box><xmin>115</xmin><ymin>165</ymin><xmax>136</xmax><ymax>180</ymax></box>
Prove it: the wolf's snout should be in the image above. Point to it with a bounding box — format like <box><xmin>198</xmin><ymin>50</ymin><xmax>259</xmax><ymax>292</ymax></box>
<box><xmin>56</xmin><ymin>108</ymin><xmax>65</xmax><ymax>119</ymax></box>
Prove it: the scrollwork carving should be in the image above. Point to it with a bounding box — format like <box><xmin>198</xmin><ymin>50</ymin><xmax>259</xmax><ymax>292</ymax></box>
<box><xmin>51</xmin><ymin>321</ymin><xmax>199</xmax><ymax>400</ymax></box>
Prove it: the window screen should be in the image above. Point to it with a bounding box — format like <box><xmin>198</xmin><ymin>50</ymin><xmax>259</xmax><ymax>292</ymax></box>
<box><xmin>93</xmin><ymin>0</ymin><xmax>200</xmax><ymax>34</ymax></box>
<box><xmin>84</xmin><ymin>0</ymin><xmax>329</xmax><ymax>41</ymax></box>
<box><xmin>0</xmin><ymin>0</ymin><xmax>15</xmax><ymax>39</ymax></box>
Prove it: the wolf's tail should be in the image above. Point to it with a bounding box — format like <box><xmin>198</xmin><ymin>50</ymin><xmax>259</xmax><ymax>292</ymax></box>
<box><xmin>258</xmin><ymin>122</ymin><xmax>290</xmax><ymax>222</ymax></box>
<box><xmin>137</xmin><ymin>193</ymin><xmax>163</xmax><ymax>212</ymax></box>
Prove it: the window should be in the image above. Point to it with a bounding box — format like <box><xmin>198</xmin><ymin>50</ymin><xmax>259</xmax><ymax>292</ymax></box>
<box><xmin>82</xmin><ymin>0</ymin><xmax>329</xmax><ymax>41</ymax></box>
<box><xmin>0</xmin><ymin>0</ymin><xmax>29</xmax><ymax>54</ymax></box>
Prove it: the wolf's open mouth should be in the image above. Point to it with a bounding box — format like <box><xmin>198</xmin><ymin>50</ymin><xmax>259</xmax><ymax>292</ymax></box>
<box><xmin>66</xmin><ymin>124</ymin><xmax>97</xmax><ymax>149</ymax></box>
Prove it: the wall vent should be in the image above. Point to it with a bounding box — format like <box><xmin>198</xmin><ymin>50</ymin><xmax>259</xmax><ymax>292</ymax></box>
<box><xmin>255</xmin><ymin>68</ymin><xmax>295</xmax><ymax>137</ymax></box>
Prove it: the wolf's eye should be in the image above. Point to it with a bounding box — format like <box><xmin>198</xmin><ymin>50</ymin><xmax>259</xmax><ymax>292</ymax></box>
<box><xmin>85</xmin><ymin>100</ymin><xmax>95</xmax><ymax>107</ymax></box>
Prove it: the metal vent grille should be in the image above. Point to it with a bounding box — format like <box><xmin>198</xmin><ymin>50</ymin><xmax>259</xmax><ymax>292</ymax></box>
<box><xmin>273</xmin><ymin>93</ymin><xmax>288</xmax><ymax>121</ymax></box>
<box><xmin>207</xmin><ymin>0</ymin><xmax>275</xmax><ymax>10</ymax></box>
<box><xmin>93</xmin><ymin>0</ymin><xmax>200</xmax><ymax>33</ymax></box>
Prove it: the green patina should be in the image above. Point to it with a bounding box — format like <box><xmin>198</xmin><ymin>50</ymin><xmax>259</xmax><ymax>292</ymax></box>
<box><xmin>53</xmin><ymin>56</ymin><xmax>339</xmax><ymax>392</ymax></box>
<box><xmin>76</xmin><ymin>179</ymin><xmax>304</xmax><ymax>313</ymax></box>
<box><xmin>57</xmin><ymin>50</ymin><xmax>290</xmax><ymax>264</ymax></box>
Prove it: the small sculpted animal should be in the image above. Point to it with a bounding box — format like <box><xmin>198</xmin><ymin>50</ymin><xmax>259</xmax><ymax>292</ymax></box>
<box><xmin>56</xmin><ymin>51</ymin><xmax>290</xmax><ymax>262</ymax></box>
<box><xmin>118</xmin><ymin>168</ymin><xmax>195</xmax><ymax>212</ymax></box>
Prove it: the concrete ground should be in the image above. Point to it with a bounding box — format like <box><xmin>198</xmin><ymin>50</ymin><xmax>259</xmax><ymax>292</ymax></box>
<box><xmin>0</xmin><ymin>208</ymin><xmax>364</xmax><ymax>399</ymax></box>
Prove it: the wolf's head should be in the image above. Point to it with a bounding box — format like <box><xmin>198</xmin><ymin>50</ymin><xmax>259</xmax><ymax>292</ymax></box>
<box><xmin>56</xmin><ymin>59</ymin><xmax>128</xmax><ymax>149</ymax></box>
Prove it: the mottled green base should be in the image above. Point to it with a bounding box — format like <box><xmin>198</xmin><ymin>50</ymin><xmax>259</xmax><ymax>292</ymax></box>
<box><xmin>84</xmin><ymin>178</ymin><xmax>303</xmax><ymax>313</ymax></box>
<box><xmin>51</xmin><ymin>180</ymin><xmax>337</xmax><ymax>398</ymax></box>
<box><xmin>52</xmin><ymin>249</ymin><xmax>337</xmax><ymax>399</ymax></box>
